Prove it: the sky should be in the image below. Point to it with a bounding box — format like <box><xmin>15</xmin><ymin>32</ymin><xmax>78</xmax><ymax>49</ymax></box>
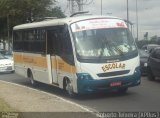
<box><xmin>56</xmin><ymin>0</ymin><xmax>160</xmax><ymax>40</ymax></box>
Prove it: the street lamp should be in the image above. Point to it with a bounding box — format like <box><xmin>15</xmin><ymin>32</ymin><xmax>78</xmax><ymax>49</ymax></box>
<box><xmin>7</xmin><ymin>14</ymin><xmax>10</xmax><ymax>51</ymax></box>
<box><xmin>126</xmin><ymin>0</ymin><xmax>138</xmax><ymax>40</ymax></box>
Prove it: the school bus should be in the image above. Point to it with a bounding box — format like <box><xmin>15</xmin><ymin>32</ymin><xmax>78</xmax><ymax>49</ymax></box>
<box><xmin>13</xmin><ymin>15</ymin><xmax>141</xmax><ymax>96</ymax></box>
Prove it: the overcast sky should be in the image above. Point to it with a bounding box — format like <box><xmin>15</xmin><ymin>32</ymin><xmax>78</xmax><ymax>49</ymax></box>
<box><xmin>56</xmin><ymin>0</ymin><xmax>160</xmax><ymax>40</ymax></box>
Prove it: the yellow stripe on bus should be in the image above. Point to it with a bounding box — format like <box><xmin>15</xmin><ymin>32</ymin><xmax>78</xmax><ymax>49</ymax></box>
<box><xmin>14</xmin><ymin>54</ymin><xmax>76</xmax><ymax>74</ymax></box>
<box><xmin>13</xmin><ymin>54</ymin><xmax>23</xmax><ymax>63</ymax></box>
<box><xmin>14</xmin><ymin>54</ymin><xmax>47</xmax><ymax>68</ymax></box>
<box><xmin>52</xmin><ymin>58</ymin><xmax>76</xmax><ymax>74</ymax></box>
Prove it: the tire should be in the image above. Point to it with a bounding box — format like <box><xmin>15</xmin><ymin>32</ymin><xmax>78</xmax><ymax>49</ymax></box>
<box><xmin>65</xmin><ymin>79</ymin><xmax>75</xmax><ymax>97</ymax></box>
<box><xmin>118</xmin><ymin>88</ymin><xmax>128</xmax><ymax>94</ymax></box>
<box><xmin>11</xmin><ymin>70</ymin><xmax>15</xmax><ymax>73</ymax></box>
<box><xmin>147</xmin><ymin>67</ymin><xmax>155</xmax><ymax>81</ymax></box>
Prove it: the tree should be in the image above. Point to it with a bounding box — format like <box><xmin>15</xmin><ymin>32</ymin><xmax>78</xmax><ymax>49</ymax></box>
<box><xmin>47</xmin><ymin>6</ymin><xmax>66</xmax><ymax>18</ymax></box>
<box><xmin>0</xmin><ymin>0</ymin><xmax>57</xmax><ymax>23</ymax></box>
<box><xmin>0</xmin><ymin>0</ymin><xmax>65</xmax><ymax>49</ymax></box>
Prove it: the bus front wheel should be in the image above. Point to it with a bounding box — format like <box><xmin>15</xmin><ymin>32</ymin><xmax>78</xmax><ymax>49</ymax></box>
<box><xmin>65</xmin><ymin>79</ymin><xmax>75</xmax><ymax>97</ymax></box>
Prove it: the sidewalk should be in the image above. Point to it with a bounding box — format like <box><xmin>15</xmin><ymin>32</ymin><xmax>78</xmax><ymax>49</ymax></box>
<box><xmin>0</xmin><ymin>81</ymin><xmax>89</xmax><ymax>112</ymax></box>
<box><xmin>0</xmin><ymin>81</ymin><xmax>98</xmax><ymax>117</ymax></box>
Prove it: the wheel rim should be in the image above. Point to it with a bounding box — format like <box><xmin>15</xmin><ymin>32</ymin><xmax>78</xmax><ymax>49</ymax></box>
<box><xmin>66</xmin><ymin>80</ymin><xmax>73</xmax><ymax>96</ymax></box>
<box><xmin>30</xmin><ymin>78</ymin><xmax>34</xmax><ymax>85</ymax></box>
<box><xmin>29</xmin><ymin>73</ymin><xmax>34</xmax><ymax>85</ymax></box>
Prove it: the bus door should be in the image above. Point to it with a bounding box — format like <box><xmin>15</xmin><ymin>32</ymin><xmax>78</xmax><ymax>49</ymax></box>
<box><xmin>47</xmin><ymin>29</ymin><xmax>59</xmax><ymax>84</ymax></box>
<box><xmin>47</xmin><ymin>26</ymin><xmax>74</xmax><ymax>85</ymax></box>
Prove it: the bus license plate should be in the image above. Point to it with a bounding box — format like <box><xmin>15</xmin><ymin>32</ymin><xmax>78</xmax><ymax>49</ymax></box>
<box><xmin>110</xmin><ymin>81</ymin><xmax>122</xmax><ymax>87</ymax></box>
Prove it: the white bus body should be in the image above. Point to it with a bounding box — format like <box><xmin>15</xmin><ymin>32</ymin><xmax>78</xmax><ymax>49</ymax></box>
<box><xmin>13</xmin><ymin>15</ymin><xmax>141</xmax><ymax>96</ymax></box>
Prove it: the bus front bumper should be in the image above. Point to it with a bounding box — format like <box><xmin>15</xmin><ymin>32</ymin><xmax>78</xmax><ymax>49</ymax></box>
<box><xmin>77</xmin><ymin>69</ymin><xmax>141</xmax><ymax>94</ymax></box>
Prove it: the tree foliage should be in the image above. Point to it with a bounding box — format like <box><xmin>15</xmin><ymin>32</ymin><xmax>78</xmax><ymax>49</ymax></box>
<box><xmin>0</xmin><ymin>0</ymin><xmax>65</xmax><ymax>41</ymax></box>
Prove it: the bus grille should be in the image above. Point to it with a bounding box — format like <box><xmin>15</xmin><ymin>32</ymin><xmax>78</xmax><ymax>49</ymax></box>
<box><xmin>97</xmin><ymin>70</ymin><xmax>130</xmax><ymax>77</ymax></box>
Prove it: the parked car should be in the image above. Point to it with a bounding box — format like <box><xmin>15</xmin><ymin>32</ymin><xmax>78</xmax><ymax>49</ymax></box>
<box><xmin>0</xmin><ymin>49</ymin><xmax>6</xmax><ymax>55</ymax></box>
<box><xmin>139</xmin><ymin>49</ymin><xmax>149</xmax><ymax>75</ymax></box>
<box><xmin>0</xmin><ymin>53</ymin><xmax>14</xmax><ymax>73</ymax></box>
<box><xmin>0</xmin><ymin>50</ymin><xmax>13</xmax><ymax>60</ymax></box>
<box><xmin>147</xmin><ymin>47</ymin><xmax>160</xmax><ymax>80</ymax></box>
<box><xmin>141</xmin><ymin>44</ymin><xmax>159</xmax><ymax>53</ymax></box>
<box><xmin>3</xmin><ymin>51</ymin><xmax>13</xmax><ymax>60</ymax></box>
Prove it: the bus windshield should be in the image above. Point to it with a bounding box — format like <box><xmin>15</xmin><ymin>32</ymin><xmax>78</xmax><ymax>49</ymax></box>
<box><xmin>71</xmin><ymin>19</ymin><xmax>137</xmax><ymax>61</ymax></box>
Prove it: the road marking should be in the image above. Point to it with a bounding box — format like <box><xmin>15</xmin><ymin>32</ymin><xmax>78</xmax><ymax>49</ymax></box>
<box><xmin>0</xmin><ymin>80</ymin><xmax>96</xmax><ymax>113</ymax></box>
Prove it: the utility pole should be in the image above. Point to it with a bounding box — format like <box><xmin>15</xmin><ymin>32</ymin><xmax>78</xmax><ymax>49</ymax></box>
<box><xmin>69</xmin><ymin>0</ymin><xmax>83</xmax><ymax>14</ymax></box>
<box><xmin>127</xmin><ymin>0</ymin><xmax>129</xmax><ymax>27</ymax></box>
<box><xmin>70</xmin><ymin>0</ymin><xmax>76</xmax><ymax>14</ymax></box>
<box><xmin>77</xmin><ymin>0</ymin><xmax>83</xmax><ymax>11</ymax></box>
<box><xmin>7</xmin><ymin>14</ymin><xmax>10</xmax><ymax>51</ymax></box>
<box><xmin>136</xmin><ymin>0</ymin><xmax>139</xmax><ymax>41</ymax></box>
<box><xmin>71</xmin><ymin>0</ymin><xmax>74</xmax><ymax>14</ymax></box>
<box><xmin>101</xmin><ymin>0</ymin><xmax>102</xmax><ymax>15</ymax></box>
<box><xmin>68</xmin><ymin>0</ymin><xmax>93</xmax><ymax>15</ymax></box>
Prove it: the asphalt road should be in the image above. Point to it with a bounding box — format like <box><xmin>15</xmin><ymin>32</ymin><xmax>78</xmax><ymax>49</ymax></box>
<box><xmin>1</xmin><ymin>73</ymin><xmax>160</xmax><ymax>112</ymax></box>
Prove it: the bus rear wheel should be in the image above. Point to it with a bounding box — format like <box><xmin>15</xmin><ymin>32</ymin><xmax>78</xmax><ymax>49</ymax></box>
<box><xmin>28</xmin><ymin>71</ymin><xmax>37</xmax><ymax>86</ymax></box>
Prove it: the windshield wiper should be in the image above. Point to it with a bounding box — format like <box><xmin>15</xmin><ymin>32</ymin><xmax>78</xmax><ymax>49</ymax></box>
<box><xmin>115</xmin><ymin>47</ymin><xmax>124</xmax><ymax>55</ymax></box>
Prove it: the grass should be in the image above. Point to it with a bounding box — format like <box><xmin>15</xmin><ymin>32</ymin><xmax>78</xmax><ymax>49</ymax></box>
<box><xmin>0</xmin><ymin>98</ymin><xmax>15</xmax><ymax>112</ymax></box>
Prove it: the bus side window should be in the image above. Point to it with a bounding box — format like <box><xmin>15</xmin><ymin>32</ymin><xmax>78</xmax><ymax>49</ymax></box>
<box><xmin>47</xmin><ymin>26</ymin><xmax>74</xmax><ymax>65</ymax></box>
<box><xmin>61</xmin><ymin>26</ymin><xmax>73</xmax><ymax>55</ymax></box>
<box><xmin>13</xmin><ymin>31</ymin><xmax>23</xmax><ymax>51</ymax></box>
<box><xmin>47</xmin><ymin>29</ymin><xmax>59</xmax><ymax>55</ymax></box>
<box><xmin>60</xmin><ymin>25</ymin><xmax>74</xmax><ymax>64</ymax></box>
<box><xmin>36</xmin><ymin>29</ymin><xmax>46</xmax><ymax>53</ymax></box>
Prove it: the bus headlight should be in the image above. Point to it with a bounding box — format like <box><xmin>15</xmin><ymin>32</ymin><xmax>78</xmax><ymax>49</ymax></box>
<box><xmin>76</xmin><ymin>73</ymin><xmax>94</xmax><ymax>80</ymax></box>
<box><xmin>134</xmin><ymin>66</ymin><xmax>141</xmax><ymax>74</ymax></box>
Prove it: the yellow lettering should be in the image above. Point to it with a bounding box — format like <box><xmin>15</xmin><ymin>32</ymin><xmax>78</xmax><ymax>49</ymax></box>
<box><xmin>102</xmin><ymin>63</ymin><xmax>126</xmax><ymax>72</ymax></box>
<box><xmin>112</xmin><ymin>63</ymin><xmax>116</xmax><ymax>69</ymax></box>
<box><xmin>109</xmin><ymin>64</ymin><xmax>112</xmax><ymax>69</ymax></box>
<box><xmin>105</xmin><ymin>65</ymin><xmax>109</xmax><ymax>70</ymax></box>
<box><xmin>115</xmin><ymin>63</ymin><xmax>118</xmax><ymax>68</ymax></box>
<box><xmin>119</xmin><ymin>63</ymin><xmax>122</xmax><ymax>68</ymax></box>
<box><xmin>122</xmin><ymin>64</ymin><xmax>125</xmax><ymax>69</ymax></box>
<box><xmin>102</xmin><ymin>66</ymin><xmax>106</xmax><ymax>72</ymax></box>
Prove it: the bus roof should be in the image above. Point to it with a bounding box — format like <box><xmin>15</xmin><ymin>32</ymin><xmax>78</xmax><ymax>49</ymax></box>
<box><xmin>13</xmin><ymin>15</ymin><xmax>123</xmax><ymax>30</ymax></box>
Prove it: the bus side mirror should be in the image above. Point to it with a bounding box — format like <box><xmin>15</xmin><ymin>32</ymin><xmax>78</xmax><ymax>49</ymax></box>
<box><xmin>145</xmin><ymin>49</ymin><xmax>148</xmax><ymax>53</ymax></box>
